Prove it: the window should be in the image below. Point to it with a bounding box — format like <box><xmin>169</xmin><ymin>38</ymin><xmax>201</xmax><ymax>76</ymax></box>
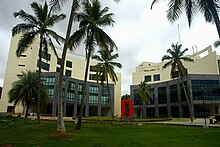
<box><xmin>170</xmin><ymin>84</ymin><xmax>178</xmax><ymax>103</ymax></box>
<box><xmin>20</xmin><ymin>54</ymin><xmax>26</xmax><ymax>57</ymax></box>
<box><xmin>101</xmin><ymin>86</ymin><xmax>109</xmax><ymax>104</ymax></box>
<box><xmin>89</xmin><ymin>85</ymin><xmax>99</xmax><ymax>104</ymax></box>
<box><xmin>89</xmin><ymin>85</ymin><xmax>99</xmax><ymax>94</ymax></box>
<box><xmin>153</xmin><ymin>74</ymin><xmax>160</xmax><ymax>81</ymax></box>
<box><xmin>66</xmin><ymin>60</ymin><xmax>72</xmax><ymax>68</ymax></box>
<box><xmin>37</xmin><ymin>60</ymin><xmax>50</xmax><ymax>71</ymax></box>
<box><xmin>48</xmin><ymin>89</ymin><xmax>54</xmax><ymax>99</ymax></box>
<box><xmin>56</xmin><ymin>67</ymin><xmax>60</xmax><ymax>72</ymax></box>
<box><xmin>192</xmin><ymin>80</ymin><xmax>220</xmax><ymax>101</ymax></box>
<box><xmin>39</xmin><ymin>50</ymin><xmax>51</xmax><ymax>61</ymax></box>
<box><xmin>67</xmin><ymin>92</ymin><xmax>74</xmax><ymax>102</ymax></box>
<box><xmin>17</xmin><ymin>74</ymin><xmax>23</xmax><ymax>77</ymax></box>
<box><xmin>158</xmin><ymin>86</ymin><xmax>167</xmax><ymax>104</ymax></box>
<box><xmin>101</xmin><ymin>96</ymin><xmax>109</xmax><ymax>104</ymax></box>
<box><xmin>57</xmin><ymin>58</ymin><xmax>62</xmax><ymax>65</ymax></box>
<box><xmin>89</xmin><ymin>74</ymin><xmax>103</xmax><ymax>81</ymax></box>
<box><xmin>18</xmin><ymin>64</ymin><xmax>25</xmax><ymax>67</ymax></box>
<box><xmin>89</xmin><ymin>95</ymin><xmax>98</xmax><ymax>103</ymax></box>
<box><xmin>42</xmin><ymin>76</ymin><xmax>55</xmax><ymax>86</ymax></box>
<box><xmin>90</xmin><ymin>65</ymin><xmax>97</xmax><ymax>72</ymax></box>
<box><xmin>65</xmin><ymin>70</ymin><xmax>71</xmax><ymax>77</ymax></box>
<box><xmin>145</xmin><ymin>75</ymin><xmax>151</xmax><ymax>82</ymax></box>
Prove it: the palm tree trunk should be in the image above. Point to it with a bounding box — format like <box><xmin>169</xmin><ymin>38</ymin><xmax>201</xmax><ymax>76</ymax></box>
<box><xmin>106</xmin><ymin>76</ymin><xmax>114</xmax><ymax>120</ymax></box>
<box><xmin>208</xmin><ymin>0</ymin><xmax>220</xmax><ymax>38</ymax></box>
<box><xmin>25</xmin><ymin>104</ymin><xmax>30</xmax><ymax>118</ymax></box>
<box><xmin>57</xmin><ymin>0</ymin><xmax>78</xmax><ymax>132</ymax></box>
<box><xmin>37</xmin><ymin>33</ymin><xmax>43</xmax><ymax>124</ymax></box>
<box><xmin>180</xmin><ymin>79</ymin><xmax>193</xmax><ymax>122</ymax></box>
<box><xmin>75</xmin><ymin>49</ymin><xmax>91</xmax><ymax>130</ymax></box>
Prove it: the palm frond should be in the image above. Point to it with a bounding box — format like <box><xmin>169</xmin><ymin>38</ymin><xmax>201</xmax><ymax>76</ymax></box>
<box><xmin>16</xmin><ymin>32</ymin><xmax>37</xmax><ymax>57</ymax></box>
<box><xmin>167</xmin><ymin>0</ymin><xmax>184</xmax><ymax>23</ymax></box>
<box><xmin>14</xmin><ymin>10</ymin><xmax>38</xmax><ymax>24</ymax></box>
<box><xmin>46</xmin><ymin>14</ymin><xmax>66</xmax><ymax>27</ymax></box>
<box><xmin>12</xmin><ymin>23</ymin><xmax>36</xmax><ymax>36</ymax></box>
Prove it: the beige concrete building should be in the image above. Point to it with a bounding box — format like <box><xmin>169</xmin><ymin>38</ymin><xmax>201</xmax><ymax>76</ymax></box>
<box><xmin>132</xmin><ymin>45</ymin><xmax>220</xmax><ymax>85</ymax></box>
<box><xmin>0</xmin><ymin>35</ymin><xmax>121</xmax><ymax>117</ymax></box>
<box><xmin>131</xmin><ymin>46</ymin><xmax>220</xmax><ymax>118</ymax></box>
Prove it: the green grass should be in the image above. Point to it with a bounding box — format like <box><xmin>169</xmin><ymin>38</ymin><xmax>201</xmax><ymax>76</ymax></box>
<box><xmin>0</xmin><ymin>117</ymin><xmax>220</xmax><ymax>147</ymax></box>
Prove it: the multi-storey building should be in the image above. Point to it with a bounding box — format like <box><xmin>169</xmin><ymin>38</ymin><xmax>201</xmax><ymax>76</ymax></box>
<box><xmin>0</xmin><ymin>35</ymin><xmax>121</xmax><ymax>117</ymax></box>
<box><xmin>131</xmin><ymin>46</ymin><xmax>220</xmax><ymax>118</ymax></box>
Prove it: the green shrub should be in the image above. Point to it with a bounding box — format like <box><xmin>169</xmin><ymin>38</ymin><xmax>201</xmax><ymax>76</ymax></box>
<box><xmin>215</xmin><ymin>114</ymin><xmax>220</xmax><ymax>121</ymax></box>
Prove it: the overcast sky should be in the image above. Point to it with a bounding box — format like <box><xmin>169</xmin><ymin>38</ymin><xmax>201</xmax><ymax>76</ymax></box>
<box><xmin>0</xmin><ymin>0</ymin><xmax>219</xmax><ymax>95</ymax></box>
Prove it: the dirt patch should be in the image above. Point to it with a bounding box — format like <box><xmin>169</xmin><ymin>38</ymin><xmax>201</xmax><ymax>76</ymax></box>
<box><xmin>51</xmin><ymin>131</ymin><xmax>69</xmax><ymax>140</ymax></box>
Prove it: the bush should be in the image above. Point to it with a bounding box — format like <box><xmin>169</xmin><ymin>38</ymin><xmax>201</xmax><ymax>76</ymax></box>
<box><xmin>215</xmin><ymin>114</ymin><xmax>220</xmax><ymax>122</ymax></box>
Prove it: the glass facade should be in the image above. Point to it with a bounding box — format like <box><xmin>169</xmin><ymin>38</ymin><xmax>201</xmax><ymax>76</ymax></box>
<box><xmin>170</xmin><ymin>84</ymin><xmax>178</xmax><ymax>103</ymax></box>
<box><xmin>67</xmin><ymin>81</ymin><xmax>75</xmax><ymax>102</ymax></box>
<box><xmin>158</xmin><ymin>86</ymin><xmax>167</xmax><ymax>104</ymax></box>
<box><xmin>89</xmin><ymin>85</ymin><xmax>99</xmax><ymax>103</ymax></box>
<box><xmin>192</xmin><ymin>80</ymin><xmax>220</xmax><ymax>100</ymax></box>
<box><xmin>149</xmin><ymin>88</ymin><xmax>155</xmax><ymax>105</ymax></box>
<box><xmin>42</xmin><ymin>76</ymin><xmax>55</xmax><ymax>99</ymax></box>
<box><xmin>101</xmin><ymin>86</ymin><xmax>109</xmax><ymax>104</ymax></box>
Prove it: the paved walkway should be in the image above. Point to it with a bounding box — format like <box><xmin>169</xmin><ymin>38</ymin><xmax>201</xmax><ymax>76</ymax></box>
<box><xmin>38</xmin><ymin>116</ymin><xmax>220</xmax><ymax>128</ymax></box>
<box><xmin>149</xmin><ymin>118</ymin><xmax>220</xmax><ymax>128</ymax></box>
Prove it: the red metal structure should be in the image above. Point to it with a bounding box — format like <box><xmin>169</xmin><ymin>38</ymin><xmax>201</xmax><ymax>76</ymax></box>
<box><xmin>121</xmin><ymin>100</ymin><xmax>133</xmax><ymax>118</ymax></box>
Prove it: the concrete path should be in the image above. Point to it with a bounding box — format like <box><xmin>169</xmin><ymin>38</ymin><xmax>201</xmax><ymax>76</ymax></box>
<box><xmin>149</xmin><ymin>118</ymin><xmax>220</xmax><ymax>128</ymax></box>
<box><xmin>38</xmin><ymin>116</ymin><xmax>220</xmax><ymax>128</ymax></box>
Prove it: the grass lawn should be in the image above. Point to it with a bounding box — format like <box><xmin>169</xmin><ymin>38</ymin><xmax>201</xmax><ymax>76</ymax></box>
<box><xmin>0</xmin><ymin>117</ymin><xmax>220</xmax><ymax>147</ymax></box>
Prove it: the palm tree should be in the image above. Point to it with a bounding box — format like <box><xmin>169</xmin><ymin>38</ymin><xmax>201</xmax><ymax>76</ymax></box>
<box><xmin>12</xmin><ymin>1</ymin><xmax>65</xmax><ymax>124</ymax></box>
<box><xmin>68</xmin><ymin>0</ymin><xmax>117</xmax><ymax>130</ymax></box>
<box><xmin>151</xmin><ymin>0</ymin><xmax>220</xmax><ymax>38</ymax></box>
<box><xmin>8</xmin><ymin>71</ymin><xmax>48</xmax><ymax>118</ymax></box>
<box><xmin>49</xmin><ymin>0</ymin><xmax>119</xmax><ymax>132</ymax></box>
<box><xmin>162</xmin><ymin>43</ymin><xmax>194</xmax><ymax>122</ymax></box>
<box><xmin>135</xmin><ymin>81</ymin><xmax>151</xmax><ymax>122</ymax></box>
<box><xmin>92</xmin><ymin>49</ymin><xmax>122</xmax><ymax>120</ymax></box>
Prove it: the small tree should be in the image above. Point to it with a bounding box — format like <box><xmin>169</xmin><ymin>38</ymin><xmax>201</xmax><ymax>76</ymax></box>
<box><xmin>8</xmin><ymin>71</ymin><xmax>48</xmax><ymax>118</ymax></box>
<box><xmin>135</xmin><ymin>81</ymin><xmax>151</xmax><ymax>121</ymax></box>
<box><xmin>92</xmin><ymin>48</ymin><xmax>122</xmax><ymax>120</ymax></box>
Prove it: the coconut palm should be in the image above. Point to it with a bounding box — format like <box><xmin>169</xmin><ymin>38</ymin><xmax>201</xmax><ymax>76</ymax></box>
<box><xmin>151</xmin><ymin>0</ymin><xmax>220</xmax><ymax>38</ymax></box>
<box><xmin>135</xmin><ymin>81</ymin><xmax>151</xmax><ymax>122</ymax></box>
<box><xmin>162</xmin><ymin>43</ymin><xmax>194</xmax><ymax>122</ymax></box>
<box><xmin>49</xmin><ymin>0</ymin><xmax>119</xmax><ymax>132</ymax></box>
<box><xmin>8</xmin><ymin>71</ymin><xmax>48</xmax><ymax>118</ymax></box>
<box><xmin>68</xmin><ymin>0</ymin><xmax>117</xmax><ymax>130</ymax></box>
<box><xmin>12</xmin><ymin>1</ymin><xmax>65</xmax><ymax>124</ymax></box>
<box><xmin>92</xmin><ymin>49</ymin><xmax>122</xmax><ymax>120</ymax></box>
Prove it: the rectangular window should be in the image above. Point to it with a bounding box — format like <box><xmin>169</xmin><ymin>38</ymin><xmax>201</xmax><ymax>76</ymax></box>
<box><xmin>18</xmin><ymin>64</ymin><xmax>25</xmax><ymax>67</ymax></box>
<box><xmin>145</xmin><ymin>75</ymin><xmax>151</xmax><ymax>82</ymax></box>
<box><xmin>66</xmin><ymin>60</ymin><xmax>72</xmax><ymax>68</ymax></box>
<box><xmin>170</xmin><ymin>84</ymin><xmax>178</xmax><ymax>103</ymax></box>
<box><xmin>20</xmin><ymin>54</ymin><xmax>26</xmax><ymax>57</ymax></box>
<box><xmin>39</xmin><ymin>50</ymin><xmax>51</xmax><ymax>61</ymax></box>
<box><xmin>17</xmin><ymin>74</ymin><xmax>23</xmax><ymax>77</ymax></box>
<box><xmin>65</xmin><ymin>70</ymin><xmax>72</xmax><ymax>77</ymax></box>
<box><xmin>90</xmin><ymin>65</ymin><xmax>97</xmax><ymax>72</ymax></box>
<box><xmin>153</xmin><ymin>74</ymin><xmax>160</xmax><ymax>81</ymax></box>
<box><xmin>158</xmin><ymin>86</ymin><xmax>167</xmax><ymax>104</ymax></box>
<box><xmin>192</xmin><ymin>80</ymin><xmax>220</xmax><ymax>101</ymax></box>
<box><xmin>57</xmin><ymin>58</ymin><xmax>62</xmax><ymax>65</ymax></box>
<box><xmin>101</xmin><ymin>96</ymin><xmax>109</xmax><ymax>104</ymax></box>
<box><xmin>37</xmin><ymin>60</ymin><xmax>50</xmax><ymax>71</ymax></box>
<box><xmin>56</xmin><ymin>67</ymin><xmax>60</xmax><ymax>73</ymax></box>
